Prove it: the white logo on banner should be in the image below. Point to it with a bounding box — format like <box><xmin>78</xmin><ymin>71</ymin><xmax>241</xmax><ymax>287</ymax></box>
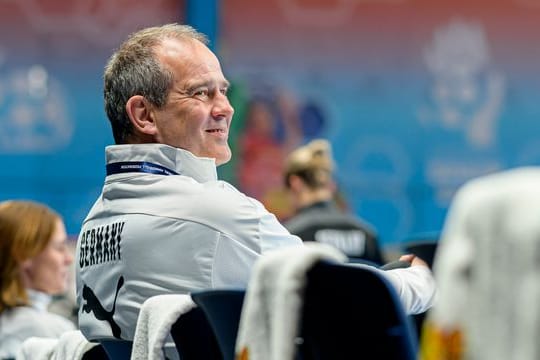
<box><xmin>425</xmin><ymin>158</ymin><xmax>501</xmax><ymax>204</ymax></box>
<box><xmin>0</xmin><ymin>64</ymin><xmax>73</xmax><ymax>152</ymax></box>
<box><xmin>419</xmin><ymin>18</ymin><xmax>505</xmax><ymax>149</ymax></box>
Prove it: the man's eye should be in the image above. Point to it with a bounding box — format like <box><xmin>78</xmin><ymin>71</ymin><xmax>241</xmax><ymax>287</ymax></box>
<box><xmin>193</xmin><ymin>89</ymin><xmax>209</xmax><ymax>97</ymax></box>
<box><xmin>220</xmin><ymin>87</ymin><xmax>229</xmax><ymax>96</ymax></box>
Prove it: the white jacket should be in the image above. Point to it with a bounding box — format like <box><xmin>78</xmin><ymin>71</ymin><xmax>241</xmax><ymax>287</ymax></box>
<box><xmin>0</xmin><ymin>290</ymin><xmax>75</xmax><ymax>359</ymax></box>
<box><xmin>76</xmin><ymin>144</ymin><xmax>303</xmax><ymax>340</ymax></box>
<box><xmin>76</xmin><ymin>144</ymin><xmax>435</xmax><ymax>341</ymax></box>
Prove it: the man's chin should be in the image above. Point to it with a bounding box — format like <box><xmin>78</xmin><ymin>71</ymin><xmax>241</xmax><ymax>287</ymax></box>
<box><xmin>216</xmin><ymin>151</ymin><xmax>232</xmax><ymax>166</ymax></box>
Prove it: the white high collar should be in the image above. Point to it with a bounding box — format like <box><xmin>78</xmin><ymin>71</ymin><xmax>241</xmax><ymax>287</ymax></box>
<box><xmin>105</xmin><ymin>144</ymin><xmax>218</xmax><ymax>183</ymax></box>
<box><xmin>26</xmin><ymin>288</ymin><xmax>52</xmax><ymax>312</ymax></box>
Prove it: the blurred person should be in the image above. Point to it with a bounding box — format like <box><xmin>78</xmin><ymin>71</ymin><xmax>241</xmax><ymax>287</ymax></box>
<box><xmin>47</xmin><ymin>239</ymin><xmax>79</xmax><ymax>325</ymax></box>
<box><xmin>76</xmin><ymin>23</ymin><xmax>435</xmax><ymax>342</ymax></box>
<box><xmin>239</xmin><ymin>99</ymin><xmax>286</xmax><ymax>200</ymax></box>
<box><xmin>420</xmin><ymin>167</ymin><xmax>540</xmax><ymax>360</ymax></box>
<box><xmin>238</xmin><ymin>94</ymin><xmax>301</xmax><ymax>219</ymax></box>
<box><xmin>0</xmin><ymin>200</ymin><xmax>75</xmax><ymax>359</ymax></box>
<box><xmin>284</xmin><ymin>139</ymin><xmax>385</xmax><ymax>265</ymax></box>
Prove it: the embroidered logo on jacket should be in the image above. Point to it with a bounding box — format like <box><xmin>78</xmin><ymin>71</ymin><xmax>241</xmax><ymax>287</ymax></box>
<box><xmin>82</xmin><ymin>276</ymin><xmax>125</xmax><ymax>339</ymax></box>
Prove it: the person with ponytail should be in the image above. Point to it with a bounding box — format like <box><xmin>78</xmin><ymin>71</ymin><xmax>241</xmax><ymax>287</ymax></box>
<box><xmin>283</xmin><ymin>139</ymin><xmax>385</xmax><ymax>265</ymax></box>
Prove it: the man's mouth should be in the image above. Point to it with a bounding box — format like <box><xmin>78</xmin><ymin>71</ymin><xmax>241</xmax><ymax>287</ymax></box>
<box><xmin>206</xmin><ymin>129</ymin><xmax>228</xmax><ymax>138</ymax></box>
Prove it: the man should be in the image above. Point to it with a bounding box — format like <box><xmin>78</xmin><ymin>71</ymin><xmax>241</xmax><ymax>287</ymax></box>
<box><xmin>283</xmin><ymin>139</ymin><xmax>385</xmax><ymax>265</ymax></box>
<box><xmin>76</xmin><ymin>23</ymin><xmax>435</xmax><ymax>342</ymax></box>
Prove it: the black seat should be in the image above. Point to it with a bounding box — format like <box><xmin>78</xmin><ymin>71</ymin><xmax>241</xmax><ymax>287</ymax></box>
<box><xmin>297</xmin><ymin>261</ymin><xmax>418</xmax><ymax>360</ymax></box>
<box><xmin>170</xmin><ymin>305</ymin><xmax>222</xmax><ymax>360</ymax></box>
<box><xmin>81</xmin><ymin>344</ymin><xmax>109</xmax><ymax>359</ymax></box>
<box><xmin>96</xmin><ymin>339</ymin><xmax>133</xmax><ymax>360</ymax></box>
<box><xmin>190</xmin><ymin>289</ymin><xmax>246</xmax><ymax>360</ymax></box>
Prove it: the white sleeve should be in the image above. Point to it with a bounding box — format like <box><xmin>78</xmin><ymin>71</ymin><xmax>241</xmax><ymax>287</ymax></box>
<box><xmin>378</xmin><ymin>265</ymin><xmax>437</xmax><ymax>315</ymax></box>
<box><xmin>252</xmin><ymin>198</ymin><xmax>304</xmax><ymax>253</ymax></box>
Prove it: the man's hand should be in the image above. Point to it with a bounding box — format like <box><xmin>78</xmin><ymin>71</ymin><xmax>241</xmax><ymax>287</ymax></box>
<box><xmin>399</xmin><ymin>254</ymin><xmax>429</xmax><ymax>267</ymax></box>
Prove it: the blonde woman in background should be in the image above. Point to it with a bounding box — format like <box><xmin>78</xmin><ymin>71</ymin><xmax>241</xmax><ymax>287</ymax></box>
<box><xmin>0</xmin><ymin>200</ymin><xmax>75</xmax><ymax>359</ymax></box>
<box><xmin>283</xmin><ymin>139</ymin><xmax>385</xmax><ymax>265</ymax></box>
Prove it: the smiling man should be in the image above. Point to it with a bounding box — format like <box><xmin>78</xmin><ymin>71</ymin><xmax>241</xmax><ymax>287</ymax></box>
<box><xmin>75</xmin><ymin>24</ymin><xmax>303</xmax><ymax>342</ymax></box>
<box><xmin>75</xmin><ymin>23</ymin><xmax>436</xmax><ymax>345</ymax></box>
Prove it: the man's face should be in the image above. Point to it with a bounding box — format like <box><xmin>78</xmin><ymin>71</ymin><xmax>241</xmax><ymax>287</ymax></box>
<box><xmin>153</xmin><ymin>38</ymin><xmax>234</xmax><ymax>165</ymax></box>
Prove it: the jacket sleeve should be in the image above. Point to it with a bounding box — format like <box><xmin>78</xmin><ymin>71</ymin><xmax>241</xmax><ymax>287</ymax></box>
<box><xmin>251</xmin><ymin>198</ymin><xmax>304</xmax><ymax>253</ymax></box>
<box><xmin>379</xmin><ymin>265</ymin><xmax>437</xmax><ymax>315</ymax></box>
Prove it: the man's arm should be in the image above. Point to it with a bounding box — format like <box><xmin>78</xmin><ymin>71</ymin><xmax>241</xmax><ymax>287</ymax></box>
<box><xmin>251</xmin><ymin>197</ymin><xmax>304</xmax><ymax>253</ymax></box>
<box><xmin>375</xmin><ymin>255</ymin><xmax>437</xmax><ymax>315</ymax></box>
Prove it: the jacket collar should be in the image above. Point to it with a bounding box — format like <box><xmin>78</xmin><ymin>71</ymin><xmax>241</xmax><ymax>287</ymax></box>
<box><xmin>105</xmin><ymin>144</ymin><xmax>218</xmax><ymax>183</ymax></box>
<box><xmin>26</xmin><ymin>289</ymin><xmax>52</xmax><ymax>312</ymax></box>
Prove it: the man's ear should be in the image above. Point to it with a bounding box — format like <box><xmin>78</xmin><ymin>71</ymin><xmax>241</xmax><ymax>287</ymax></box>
<box><xmin>126</xmin><ymin>95</ymin><xmax>157</xmax><ymax>136</ymax></box>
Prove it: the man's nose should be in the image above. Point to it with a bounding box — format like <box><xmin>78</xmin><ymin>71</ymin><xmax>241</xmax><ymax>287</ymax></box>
<box><xmin>212</xmin><ymin>93</ymin><xmax>234</xmax><ymax>119</ymax></box>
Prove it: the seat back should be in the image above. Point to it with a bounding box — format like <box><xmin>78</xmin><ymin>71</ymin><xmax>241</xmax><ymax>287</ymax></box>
<box><xmin>169</xmin><ymin>305</ymin><xmax>222</xmax><ymax>360</ymax></box>
<box><xmin>96</xmin><ymin>339</ymin><xmax>133</xmax><ymax>360</ymax></box>
<box><xmin>297</xmin><ymin>261</ymin><xmax>418</xmax><ymax>360</ymax></box>
<box><xmin>346</xmin><ymin>257</ymin><xmax>381</xmax><ymax>267</ymax></box>
<box><xmin>81</xmin><ymin>344</ymin><xmax>109</xmax><ymax>360</ymax></box>
<box><xmin>190</xmin><ymin>289</ymin><xmax>246</xmax><ymax>360</ymax></box>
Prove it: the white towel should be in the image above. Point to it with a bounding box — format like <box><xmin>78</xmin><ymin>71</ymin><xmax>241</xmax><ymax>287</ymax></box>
<box><xmin>51</xmin><ymin>330</ymin><xmax>98</xmax><ymax>360</ymax></box>
<box><xmin>16</xmin><ymin>337</ymin><xmax>56</xmax><ymax>360</ymax></box>
<box><xmin>131</xmin><ymin>294</ymin><xmax>196</xmax><ymax>360</ymax></box>
<box><xmin>235</xmin><ymin>242</ymin><xmax>347</xmax><ymax>360</ymax></box>
<box><xmin>16</xmin><ymin>330</ymin><xmax>97</xmax><ymax>360</ymax></box>
<box><xmin>430</xmin><ymin>167</ymin><xmax>540</xmax><ymax>360</ymax></box>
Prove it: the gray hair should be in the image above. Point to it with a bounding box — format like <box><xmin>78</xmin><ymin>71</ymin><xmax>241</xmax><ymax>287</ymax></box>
<box><xmin>104</xmin><ymin>23</ymin><xmax>208</xmax><ymax>144</ymax></box>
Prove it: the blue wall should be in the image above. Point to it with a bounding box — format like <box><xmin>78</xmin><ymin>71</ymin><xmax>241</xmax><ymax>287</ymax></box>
<box><xmin>2</xmin><ymin>0</ymin><xmax>539</xmax><ymax>247</ymax></box>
